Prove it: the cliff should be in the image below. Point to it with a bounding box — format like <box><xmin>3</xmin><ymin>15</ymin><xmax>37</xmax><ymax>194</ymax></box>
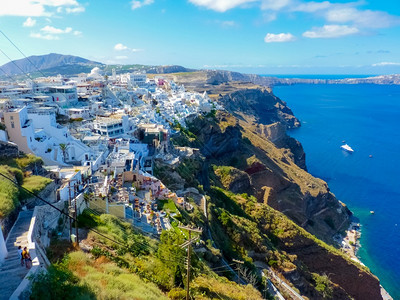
<box><xmin>160</xmin><ymin>69</ymin><xmax>400</xmax><ymax>89</ymax></box>
<box><xmin>187</xmin><ymin>110</ymin><xmax>349</xmax><ymax>243</ymax></box>
<box><xmin>150</xmin><ymin>73</ymin><xmax>384</xmax><ymax>298</ymax></box>
<box><xmin>163</xmin><ymin>109</ymin><xmax>383</xmax><ymax>299</ymax></box>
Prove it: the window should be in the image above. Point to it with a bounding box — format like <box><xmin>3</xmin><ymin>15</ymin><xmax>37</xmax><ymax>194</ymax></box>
<box><xmin>10</xmin><ymin>116</ymin><xmax>14</xmax><ymax>120</ymax></box>
<box><xmin>11</xmin><ymin>122</ymin><xmax>14</xmax><ymax>128</ymax></box>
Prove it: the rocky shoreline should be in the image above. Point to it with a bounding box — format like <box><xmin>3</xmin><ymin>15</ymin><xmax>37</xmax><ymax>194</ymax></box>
<box><xmin>340</xmin><ymin>222</ymin><xmax>362</xmax><ymax>263</ymax></box>
<box><xmin>161</xmin><ymin>72</ymin><xmax>389</xmax><ymax>299</ymax></box>
<box><xmin>340</xmin><ymin>222</ymin><xmax>393</xmax><ymax>300</ymax></box>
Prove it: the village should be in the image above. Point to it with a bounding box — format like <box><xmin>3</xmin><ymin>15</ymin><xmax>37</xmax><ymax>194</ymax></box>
<box><xmin>0</xmin><ymin>67</ymin><xmax>218</xmax><ymax>237</ymax></box>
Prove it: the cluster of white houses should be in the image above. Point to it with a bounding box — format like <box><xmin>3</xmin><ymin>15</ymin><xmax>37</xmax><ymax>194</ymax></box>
<box><xmin>0</xmin><ymin>68</ymin><xmax>214</xmax><ymax>237</ymax></box>
<box><xmin>0</xmin><ymin>68</ymin><xmax>214</xmax><ymax>168</ymax></box>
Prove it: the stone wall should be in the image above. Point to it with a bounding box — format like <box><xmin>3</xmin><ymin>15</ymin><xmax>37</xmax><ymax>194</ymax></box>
<box><xmin>26</xmin><ymin>181</ymin><xmax>57</xmax><ymax>209</ymax></box>
<box><xmin>0</xmin><ymin>141</ymin><xmax>18</xmax><ymax>158</ymax></box>
<box><xmin>0</xmin><ymin>226</ymin><xmax>7</xmax><ymax>264</ymax></box>
<box><xmin>10</xmin><ymin>200</ymin><xmax>65</xmax><ymax>299</ymax></box>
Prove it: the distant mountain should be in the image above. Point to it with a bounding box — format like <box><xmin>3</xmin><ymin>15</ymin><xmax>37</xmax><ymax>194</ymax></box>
<box><xmin>146</xmin><ymin>65</ymin><xmax>195</xmax><ymax>74</ymax></box>
<box><xmin>0</xmin><ymin>53</ymin><xmax>103</xmax><ymax>76</ymax></box>
<box><xmin>103</xmin><ymin>64</ymin><xmax>194</xmax><ymax>75</ymax></box>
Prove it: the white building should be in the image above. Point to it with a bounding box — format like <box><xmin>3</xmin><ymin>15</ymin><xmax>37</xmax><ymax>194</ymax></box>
<box><xmin>3</xmin><ymin>106</ymin><xmax>100</xmax><ymax>167</ymax></box>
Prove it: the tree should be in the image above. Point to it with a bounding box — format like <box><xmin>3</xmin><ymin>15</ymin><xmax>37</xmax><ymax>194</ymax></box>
<box><xmin>312</xmin><ymin>273</ymin><xmax>333</xmax><ymax>299</ymax></box>
<box><xmin>157</xmin><ymin>230</ymin><xmax>187</xmax><ymax>287</ymax></box>
<box><xmin>59</xmin><ymin>143</ymin><xmax>68</xmax><ymax>162</ymax></box>
<box><xmin>30</xmin><ymin>259</ymin><xmax>95</xmax><ymax>299</ymax></box>
<box><xmin>239</xmin><ymin>266</ymin><xmax>259</xmax><ymax>286</ymax></box>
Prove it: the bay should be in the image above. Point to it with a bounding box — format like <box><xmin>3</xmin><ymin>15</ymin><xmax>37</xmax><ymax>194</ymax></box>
<box><xmin>273</xmin><ymin>84</ymin><xmax>400</xmax><ymax>299</ymax></box>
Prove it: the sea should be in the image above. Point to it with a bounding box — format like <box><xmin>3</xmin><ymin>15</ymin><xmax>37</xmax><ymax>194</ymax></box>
<box><xmin>269</xmin><ymin>79</ymin><xmax>400</xmax><ymax>299</ymax></box>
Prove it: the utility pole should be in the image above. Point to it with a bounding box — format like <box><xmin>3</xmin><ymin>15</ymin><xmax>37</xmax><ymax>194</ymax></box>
<box><xmin>68</xmin><ymin>179</ymin><xmax>79</xmax><ymax>246</ymax></box>
<box><xmin>232</xmin><ymin>259</ymin><xmax>244</xmax><ymax>284</ymax></box>
<box><xmin>68</xmin><ymin>181</ymin><xmax>72</xmax><ymax>240</ymax></box>
<box><xmin>74</xmin><ymin>182</ymin><xmax>79</xmax><ymax>246</ymax></box>
<box><xmin>178</xmin><ymin>225</ymin><xmax>202</xmax><ymax>300</ymax></box>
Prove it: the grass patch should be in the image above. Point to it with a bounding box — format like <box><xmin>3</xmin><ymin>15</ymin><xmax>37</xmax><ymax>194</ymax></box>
<box><xmin>0</xmin><ymin>166</ymin><xmax>20</xmax><ymax>218</ymax></box>
<box><xmin>20</xmin><ymin>175</ymin><xmax>52</xmax><ymax>200</ymax></box>
<box><xmin>0</xmin><ymin>154</ymin><xmax>43</xmax><ymax>170</ymax></box>
<box><xmin>44</xmin><ymin>211</ymin><xmax>264</xmax><ymax>299</ymax></box>
<box><xmin>157</xmin><ymin>199</ymin><xmax>177</xmax><ymax>213</ymax></box>
<box><xmin>31</xmin><ymin>251</ymin><xmax>168</xmax><ymax>300</ymax></box>
<box><xmin>0</xmin><ymin>155</ymin><xmax>51</xmax><ymax>217</ymax></box>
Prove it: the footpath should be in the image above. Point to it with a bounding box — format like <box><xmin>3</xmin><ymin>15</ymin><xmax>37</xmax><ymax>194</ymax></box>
<box><xmin>0</xmin><ymin>210</ymin><xmax>33</xmax><ymax>300</ymax></box>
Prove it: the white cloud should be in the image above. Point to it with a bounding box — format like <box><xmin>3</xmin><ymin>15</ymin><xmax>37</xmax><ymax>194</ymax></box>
<box><xmin>262</xmin><ymin>12</ymin><xmax>277</xmax><ymax>22</ymax></box>
<box><xmin>372</xmin><ymin>62</ymin><xmax>400</xmax><ymax>67</ymax></box>
<box><xmin>188</xmin><ymin>0</ymin><xmax>257</xmax><ymax>12</ymax></box>
<box><xmin>303</xmin><ymin>24</ymin><xmax>359</xmax><ymax>38</ymax></box>
<box><xmin>114</xmin><ymin>43</ymin><xmax>129</xmax><ymax>51</ymax></box>
<box><xmin>264</xmin><ymin>32</ymin><xmax>296</xmax><ymax>43</ymax></box>
<box><xmin>40</xmin><ymin>0</ymin><xmax>80</xmax><ymax>6</ymax></box>
<box><xmin>131</xmin><ymin>0</ymin><xmax>154</xmax><ymax>10</ymax></box>
<box><xmin>65</xmin><ymin>6</ymin><xmax>85</xmax><ymax>14</ymax></box>
<box><xmin>261</xmin><ymin>0</ymin><xmax>291</xmax><ymax>11</ymax></box>
<box><xmin>215</xmin><ymin>20</ymin><xmax>238</xmax><ymax>28</ymax></box>
<box><xmin>325</xmin><ymin>7</ymin><xmax>400</xmax><ymax>29</ymax></box>
<box><xmin>294</xmin><ymin>1</ymin><xmax>331</xmax><ymax>13</ymax></box>
<box><xmin>41</xmin><ymin>25</ymin><xmax>72</xmax><ymax>34</ymax></box>
<box><xmin>114</xmin><ymin>44</ymin><xmax>144</xmax><ymax>52</ymax></box>
<box><xmin>23</xmin><ymin>17</ymin><xmax>37</xmax><ymax>27</ymax></box>
<box><xmin>187</xmin><ymin>0</ymin><xmax>400</xmax><ymax>33</ymax></box>
<box><xmin>0</xmin><ymin>0</ymin><xmax>48</xmax><ymax>16</ymax></box>
<box><xmin>30</xmin><ymin>32</ymin><xmax>60</xmax><ymax>40</ymax></box>
<box><xmin>0</xmin><ymin>0</ymin><xmax>84</xmax><ymax>16</ymax></box>
<box><xmin>221</xmin><ymin>20</ymin><xmax>236</xmax><ymax>27</ymax></box>
<box><xmin>31</xmin><ymin>25</ymin><xmax>79</xmax><ymax>40</ymax></box>
<box><xmin>116</xmin><ymin>56</ymin><xmax>128</xmax><ymax>60</ymax></box>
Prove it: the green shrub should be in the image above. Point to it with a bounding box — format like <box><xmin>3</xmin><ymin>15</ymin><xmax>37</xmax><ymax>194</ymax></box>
<box><xmin>0</xmin><ymin>167</ymin><xmax>20</xmax><ymax>218</ymax></box>
<box><xmin>30</xmin><ymin>257</ymin><xmax>95</xmax><ymax>300</ymax></box>
<box><xmin>312</xmin><ymin>273</ymin><xmax>333</xmax><ymax>298</ymax></box>
<box><xmin>168</xmin><ymin>288</ymin><xmax>186</xmax><ymax>299</ymax></box>
<box><xmin>15</xmin><ymin>154</ymin><xmax>43</xmax><ymax>170</ymax></box>
<box><xmin>77</xmin><ymin>210</ymin><xmax>101</xmax><ymax>228</ymax></box>
<box><xmin>19</xmin><ymin>175</ymin><xmax>52</xmax><ymax>200</ymax></box>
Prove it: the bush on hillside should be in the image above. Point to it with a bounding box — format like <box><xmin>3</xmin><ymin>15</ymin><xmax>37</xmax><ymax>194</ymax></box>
<box><xmin>0</xmin><ymin>167</ymin><xmax>20</xmax><ymax>218</ymax></box>
<box><xmin>19</xmin><ymin>175</ymin><xmax>52</xmax><ymax>200</ymax></box>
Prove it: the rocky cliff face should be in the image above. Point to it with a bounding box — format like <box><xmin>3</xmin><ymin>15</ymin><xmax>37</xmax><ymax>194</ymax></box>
<box><xmin>252</xmin><ymin>203</ymin><xmax>383</xmax><ymax>300</ymax></box>
<box><xmin>218</xmin><ymin>88</ymin><xmax>300</xmax><ymax>129</ymax></box>
<box><xmin>187</xmin><ymin>110</ymin><xmax>350</xmax><ymax>243</ymax></box>
<box><xmin>160</xmin><ymin>75</ymin><xmax>383</xmax><ymax>299</ymax></box>
<box><xmin>204</xmin><ymin>69</ymin><xmax>400</xmax><ymax>86</ymax></box>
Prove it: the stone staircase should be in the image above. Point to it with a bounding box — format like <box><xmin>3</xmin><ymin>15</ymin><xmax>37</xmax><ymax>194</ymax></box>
<box><xmin>0</xmin><ymin>210</ymin><xmax>33</xmax><ymax>300</ymax></box>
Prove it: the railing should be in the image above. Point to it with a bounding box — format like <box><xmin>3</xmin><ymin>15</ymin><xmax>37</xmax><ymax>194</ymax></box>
<box><xmin>10</xmin><ymin>201</ymin><xmax>65</xmax><ymax>299</ymax></box>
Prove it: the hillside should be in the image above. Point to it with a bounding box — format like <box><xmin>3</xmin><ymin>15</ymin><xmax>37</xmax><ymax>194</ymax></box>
<box><xmin>151</xmin><ymin>74</ymin><xmax>385</xmax><ymax>298</ymax></box>
<box><xmin>155</xmin><ymin>108</ymin><xmax>383</xmax><ymax>299</ymax></box>
<box><xmin>31</xmin><ymin>212</ymin><xmax>264</xmax><ymax>300</ymax></box>
<box><xmin>0</xmin><ymin>154</ymin><xmax>51</xmax><ymax>218</ymax></box>
<box><xmin>162</xmin><ymin>75</ymin><xmax>350</xmax><ymax>243</ymax></box>
<box><xmin>0</xmin><ymin>53</ymin><xmax>103</xmax><ymax>76</ymax></box>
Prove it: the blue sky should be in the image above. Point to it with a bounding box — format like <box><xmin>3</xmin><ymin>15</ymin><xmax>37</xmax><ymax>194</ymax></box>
<box><xmin>0</xmin><ymin>0</ymin><xmax>399</xmax><ymax>74</ymax></box>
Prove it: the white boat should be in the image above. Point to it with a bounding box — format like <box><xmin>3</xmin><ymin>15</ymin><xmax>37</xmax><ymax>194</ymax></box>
<box><xmin>341</xmin><ymin>144</ymin><xmax>354</xmax><ymax>152</ymax></box>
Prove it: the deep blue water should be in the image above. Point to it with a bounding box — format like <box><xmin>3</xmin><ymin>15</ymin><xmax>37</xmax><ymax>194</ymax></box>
<box><xmin>261</xmin><ymin>74</ymin><xmax>374</xmax><ymax>79</ymax></box>
<box><xmin>273</xmin><ymin>84</ymin><xmax>400</xmax><ymax>299</ymax></box>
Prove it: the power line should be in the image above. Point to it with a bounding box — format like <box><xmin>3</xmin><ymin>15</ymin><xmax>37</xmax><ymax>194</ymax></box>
<box><xmin>178</xmin><ymin>225</ymin><xmax>202</xmax><ymax>300</ymax></box>
<box><xmin>0</xmin><ymin>30</ymin><xmax>73</xmax><ymax>105</ymax></box>
<box><xmin>0</xmin><ymin>66</ymin><xmax>16</xmax><ymax>82</ymax></box>
<box><xmin>0</xmin><ymin>29</ymin><xmax>47</xmax><ymax>78</ymax></box>
<box><xmin>0</xmin><ymin>171</ymin><xmax>125</xmax><ymax>247</ymax></box>
<box><xmin>208</xmin><ymin>263</ymin><xmax>236</xmax><ymax>271</ymax></box>
<box><xmin>0</xmin><ymin>47</ymin><xmax>33</xmax><ymax>81</ymax></box>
